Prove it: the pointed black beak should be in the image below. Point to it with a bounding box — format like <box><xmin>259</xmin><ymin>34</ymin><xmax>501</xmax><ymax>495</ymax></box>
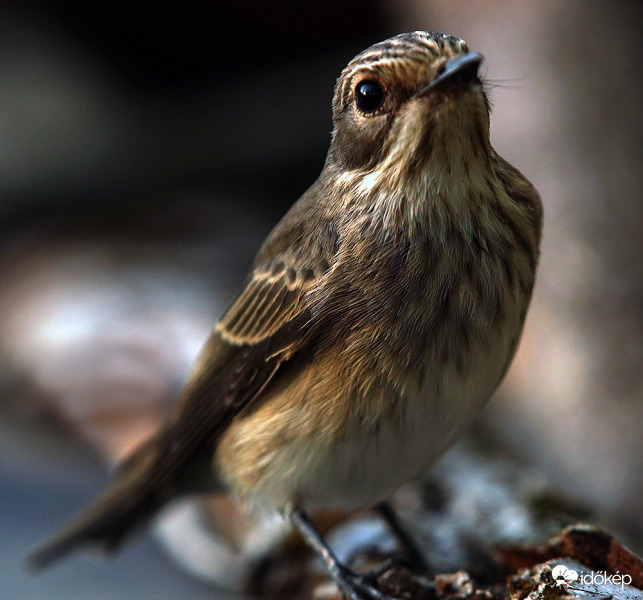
<box><xmin>416</xmin><ymin>52</ymin><xmax>484</xmax><ymax>96</ymax></box>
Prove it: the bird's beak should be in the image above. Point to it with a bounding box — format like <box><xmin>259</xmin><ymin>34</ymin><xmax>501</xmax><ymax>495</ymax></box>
<box><xmin>415</xmin><ymin>52</ymin><xmax>484</xmax><ymax>97</ymax></box>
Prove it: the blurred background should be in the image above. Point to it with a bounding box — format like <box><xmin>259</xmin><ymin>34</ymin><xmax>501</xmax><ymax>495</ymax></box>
<box><xmin>0</xmin><ymin>1</ymin><xmax>641</xmax><ymax>599</ymax></box>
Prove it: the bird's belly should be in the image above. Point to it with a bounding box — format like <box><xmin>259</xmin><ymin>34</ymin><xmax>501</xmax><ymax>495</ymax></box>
<box><xmin>297</xmin><ymin>355</ymin><xmax>505</xmax><ymax>509</ymax></box>
<box><xmin>217</xmin><ymin>334</ymin><xmax>514</xmax><ymax>512</ymax></box>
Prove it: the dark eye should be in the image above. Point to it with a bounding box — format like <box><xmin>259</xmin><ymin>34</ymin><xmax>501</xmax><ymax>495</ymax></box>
<box><xmin>354</xmin><ymin>80</ymin><xmax>385</xmax><ymax>113</ymax></box>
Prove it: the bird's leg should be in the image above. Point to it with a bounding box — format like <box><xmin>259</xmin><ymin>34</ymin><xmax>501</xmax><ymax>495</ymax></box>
<box><xmin>373</xmin><ymin>501</ymin><xmax>431</xmax><ymax>574</ymax></box>
<box><xmin>291</xmin><ymin>509</ymin><xmax>398</xmax><ymax>600</ymax></box>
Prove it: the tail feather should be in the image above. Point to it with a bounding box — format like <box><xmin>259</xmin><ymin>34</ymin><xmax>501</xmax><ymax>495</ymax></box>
<box><xmin>28</xmin><ymin>436</ymin><xmax>165</xmax><ymax>571</ymax></box>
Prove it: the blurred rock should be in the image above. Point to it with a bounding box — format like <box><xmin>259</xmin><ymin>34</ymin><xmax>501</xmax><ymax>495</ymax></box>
<box><xmin>308</xmin><ymin>525</ymin><xmax>643</xmax><ymax>600</ymax></box>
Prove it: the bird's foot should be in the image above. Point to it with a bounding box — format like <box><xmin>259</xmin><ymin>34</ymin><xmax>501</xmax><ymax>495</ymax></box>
<box><xmin>290</xmin><ymin>509</ymin><xmax>399</xmax><ymax>600</ymax></box>
<box><xmin>363</xmin><ymin>556</ymin><xmax>415</xmax><ymax>580</ymax></box>
<box><xmin>374</xmin><ymin>501</ymin><xmax>432</xmax><ymax>575</ymax></box>
<box><xmin>330</xmin><ymin>562</ymin><xmax>398</xmax><ymax>600</ymax></box>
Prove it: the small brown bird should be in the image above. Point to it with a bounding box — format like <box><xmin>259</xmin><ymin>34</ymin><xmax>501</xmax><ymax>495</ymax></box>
<box><xmin>30</xmin><ymin>31</ymin><xmax>542</xmax><ymax>600</ymax></box>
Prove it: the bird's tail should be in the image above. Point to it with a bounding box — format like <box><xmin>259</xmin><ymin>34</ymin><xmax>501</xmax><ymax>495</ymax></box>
<box><xmin>28</xmin><ymin>435</ymin><xmax>166</xmax><ymax>571</ymax></box>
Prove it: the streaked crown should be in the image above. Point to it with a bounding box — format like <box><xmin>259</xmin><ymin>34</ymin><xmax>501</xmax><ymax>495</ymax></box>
<box><xmin>334</xmin><ymin>31</ymin><xmax>468</xmax><ymax>113</ymax></box>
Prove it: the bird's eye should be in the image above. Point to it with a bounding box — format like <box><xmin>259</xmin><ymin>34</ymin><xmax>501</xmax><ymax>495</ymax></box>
<box><xmin>354</xmin><ymin>80</ymin><xmax>385</xmax><ymax>113</ymax></box>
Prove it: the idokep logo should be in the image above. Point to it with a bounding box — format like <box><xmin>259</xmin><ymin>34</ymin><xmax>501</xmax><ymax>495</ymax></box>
<box><xmin>552</xmin><ymin>565</ymin><xmax>578</xmax><ymax>585</ymax></box>
<box><xmin>551</xmin><ymin>564</ymin><xmax>633</xmax><ymax>590</ymax></box>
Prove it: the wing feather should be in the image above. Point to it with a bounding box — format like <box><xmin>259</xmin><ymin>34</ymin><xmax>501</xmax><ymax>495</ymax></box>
<box><xmin>218</xmin><ymin>258</ymin><xmax>314</xmax><ymax>345</ymax></box>
<box><xmin>131</xmin><ymin>242</ymin><xmax>335</xmax><ymax>499</ymax></box>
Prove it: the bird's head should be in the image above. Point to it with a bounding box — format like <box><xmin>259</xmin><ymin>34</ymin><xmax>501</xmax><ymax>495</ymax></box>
<box><xmin>328</xmin><ymin>31</ymin><xmax>491</xmax><ymax>198</ymax></box>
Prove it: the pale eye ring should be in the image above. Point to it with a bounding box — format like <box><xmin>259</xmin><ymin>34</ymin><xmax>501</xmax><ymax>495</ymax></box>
<box><xmin>354</xmin><ymin>79</ymin><xmax>385</xmax><ymax>113</ymax></box>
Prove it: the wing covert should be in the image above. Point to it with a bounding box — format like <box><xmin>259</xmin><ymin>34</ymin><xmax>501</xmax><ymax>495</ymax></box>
<box><xmin>217</xmin><ymin>250</ymin><xmax>327</xmax><ymax>346</ymax></box>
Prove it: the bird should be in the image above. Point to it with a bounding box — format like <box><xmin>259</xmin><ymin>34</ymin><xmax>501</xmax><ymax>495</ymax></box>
<box><xmin>29</xmin><ymin>31</ymin><xmax>542</xmax><ymax>600</ymax></box>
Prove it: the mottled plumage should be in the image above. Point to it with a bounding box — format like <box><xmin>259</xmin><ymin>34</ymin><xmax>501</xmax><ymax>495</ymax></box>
<box><xmin>30</xmin><ymin>32</ymin><xmax>542</xmax><ymax>598</ymax></box>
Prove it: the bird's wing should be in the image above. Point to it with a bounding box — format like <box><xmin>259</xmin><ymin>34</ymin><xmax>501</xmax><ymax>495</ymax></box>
<box><xmin>114</xmin><ymin>236</ymin><xmax>337</xmax><ymax>530</ymax></box>
<box><xmin>28</xmin><ymin>215</ymin><xmax>338</xmax><ymax>569</ymax></box>
<box><xmin>161</xmin><ymin>242</ymin><xmax>332</xmax><ymax>464</ymax></box>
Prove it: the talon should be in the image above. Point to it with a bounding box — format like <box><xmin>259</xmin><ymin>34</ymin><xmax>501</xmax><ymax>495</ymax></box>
<box><xmin>335</xmin><ymin>564</ymin><xmax>398</xmax><ymax>600</ymax></box>
<box><xmin>365</xmin><ymin>556</ymin><xmax>414</xmax><ymax>580</ymax></box>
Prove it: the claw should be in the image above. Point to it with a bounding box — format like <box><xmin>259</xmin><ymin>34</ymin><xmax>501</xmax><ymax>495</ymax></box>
<box><xmin>291</xmin><ymin>509</ymin><xmax>399</xmax><ymax>600</ymax></box>
<box><xmin>334</xmin><ymin>563</ymin><xmax>399</xmax><ymax>600</ymax></box>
